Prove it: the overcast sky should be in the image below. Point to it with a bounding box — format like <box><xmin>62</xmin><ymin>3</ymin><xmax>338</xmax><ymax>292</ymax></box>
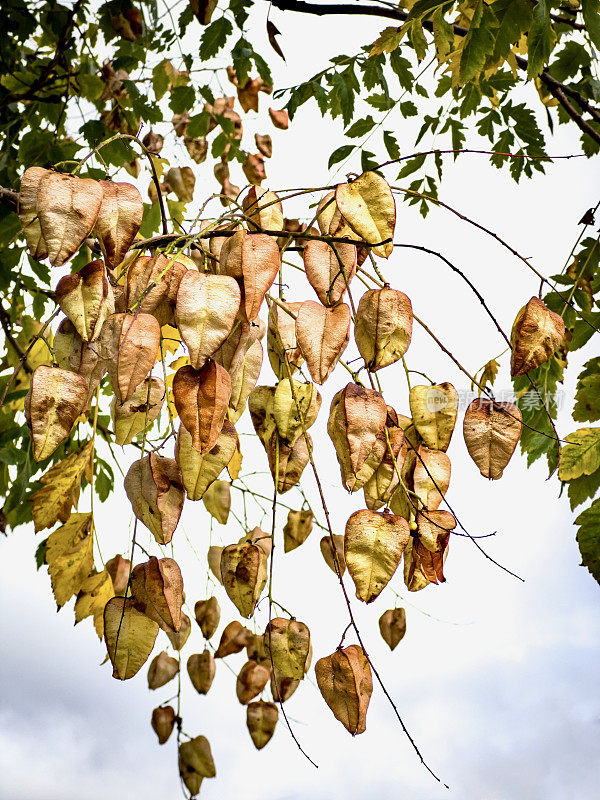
<box><xmin>1</xmin><ymin>3</ymin><xmax>599</xmax><ymax>800</ymax></box>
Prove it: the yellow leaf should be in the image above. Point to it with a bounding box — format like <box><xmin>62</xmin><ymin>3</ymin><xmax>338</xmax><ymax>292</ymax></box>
<box><xmin>74</xmin><ymin>569</ymin><xmax>114</xmax><ymax>638</ymax></box>
<box><xmin>31</xmin><ymin>440</ymin><xmax>93</xmax><ymax>532</ymax></box>
<box><xmin>368</xmin><ymin>26</ymin><xmax>403</xmax><ymax>57</ymax></box>
<box><xmin>160</xmin><ymin>324</ymin><xmax>182</xmax><ymax>356</ymax></box>
<box><xmin>264</xmin><ymin>617</ymin><xmax>310</xmax><ymax>680</ymax></box>
<box><xmin>228</xmin><ymin>441</ymin><xmax>243</xmax><ymax>480</ymax></box>
<box><xmin>45</xmin><ymin>512</ymin><xmax>93</xmax><ymax>607</ymax></box>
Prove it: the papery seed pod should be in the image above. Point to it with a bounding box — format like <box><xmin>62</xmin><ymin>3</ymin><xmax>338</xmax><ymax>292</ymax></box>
<box><xmin>270</xmin><ymin>667</ymin><xmax>300</xmax><ymax>703</ymax></box>
<box><xmin>111</xmin><ymin>376</ymin><xmax>165</xmax><ymax>446</ymax></box>
<box><xmin>463</xmin><ymin>398</ymin><xmax>522</xmax><ymax>479</ymax></box>
<box><xmin>213</xmin><ymin>321</ymin><xmax>265</xmax><ymax>422</ymax></box>
<box><xmin>254</xmin><ymin>134</ymin><xmax>272</xmax><ymax>159</ymax></box>
<box><xmin>242</xmin><ymin>153</ymin><xmax>267</xmax><ymax>185</ymax></box>
<box><xmin>202</xmin><ymin>479</ymin><xmax>231</xmax><ymax>524</ymax></box>
<box><xmin>151</xmin><ymin>705</ymin><xmax>176</xmax><ymax>744</ymax></box>
<box><xmin>194</xmin><ymin>596</ymin><xmax>221</xmax><ymax>639</ymax></box>
<box><xmin>179</xmin><ymin>735</ymin><xmax>216</xmax><ymax>780</ymax></box>
<box><xmin>25</xmin><ymin>366</ymin><xmax>88</xmax><ymax>461</ymax></box>
<box><xmin>221</xmin><ymin>542</ymin><xmax>267</xmax><ymax>618</ymax></box>
<box><xmin>124</xmin><ymin>254</ymin><xmax>187</xmax><ymax>325</ymax></box>
<box><xmin>94</xmin><ymin>181</ymin><xmax>143</xmax><ymax>270</ymax></box>
<box><xmin>363</xmin><ymin>423</ymin><xmax>407</xmax><ymax>511</ymax></box>
<box><xmin>37</xmin><ymin>171</ymin><xmax>104</xmax><ymax>266</ymax></box>
<box><xmin>409</xmin><ymin>383</ymin><xmax>458</xmax><ymax>452</ymax></box>
<box><xmin>185</xmin><ymin>135</ymin><xmax>208</xmax><ymax>163</ymax></box>
<box><xmin>354</xmin><ymin>288</ymin><xmax>412</xmax><ymax>371</ymax></box>
<box><xmin>320</xmin><ymin>534</ymin><xmax>346</xmax><ymax>576</ymax></box>
<box><xmin>268</xmin><ymin>432</ymin><xmax>311</xmax><ymax>493</ymax></box>
<box><xmin>175</xmin><ymin>271</ymin><xmax>241</xmax><ymax>369</ymax></box>
<box><xmin>148</xmin><ymin>650</ymin><xmax>179</xmax><ymax>689</ymax></box>
<box><xmin>239</xmin><ymin>525</ymin><xmax>272</xmax><ymax>559</ymax></box>
<box><xmin>173</xmin><ymin>362</ymin><xmax>231</xmax><ymax>453</ymax></box>
<box><xmin>316</xmin><ymin>190</ymin><xmax>351</xmax><ymax>238</ymax></box>
<box><xmin>187</xmin><ymin>650</ymin><xmax>216</xmax><ymax>695</ymax></box>
<box><xmin>104</xmin><ymin>597</ymin><xmax>159</xmax><ymax>680</ymax></box>
<box><xmin>269</xmin><ymin>107</ymin><xmax>289</xmax><ymax>129</ymax></box>
<box><xmin>267</xmin><ymin>300</ymin><xmax>304</xmax><ymax>377</ymax></box>
<box><xmin>218</xmin><ymin>229</ymin><xmax>280</xmax><ymax>321</ymax></box>
<box><xmin>143</xmin><ymin>131</ymin><xmax>164</xmax><ymax>154</ymax></box>
<box><xmin>264</xmin><ymin>618</ymin><xmax>310</xmax><ymax>679</ymax></box>
<box><xmin>214</xmin><ymin>620</ymin><xmax>253</xmax><ymax>658</ymax></box>
<box><xmin>283</xmin><ymin>509</ymin><xmax>314</xmax><ymax>553</ymax></box>
<box><xmin>378</xmin><ymin>608</ymin><xmax>406</xmax><ymax>651</ymax></box>
<box><xmin>510</xmin><ymin>296</ymin><xmax>565</xmax><ymax>377</ymax></box>
<box><xmin>245</xmin><ymin>633</ymin><xmax>270</xmax><ymax>668</ymax></box>
<box><xmin>242</xmin><ymin>186</ymin><xmax>283</xmax><ymax>231</ymax></box>
<box><xmin>344</xmin><ymin>509</ymin><xmax>410</xmax><ymax>603</ymax></box>
<box><xmin>207</xmin><ymin>545</ymin><xmax>223</xmax><ymax>584</ymax></box>
<box><xmin>236</xmin><ymin>659</ymin><xmax>271</xmax><ymax>704</ymax></box>
<box><xmin>175</xmin><ymin>420</ymin><xmax>238</xmax><ymax>500</ymax></box>
<box><xmin>413</xmin><ymin>446</ymin><xmax>451</xmax><ymax>510</ymax></box>
<box><xmin>106</xmin><ymin>554</ymin><xmax>131</xmax><ymax>596</ymax></box>
<box><xmin>327</xmin><ymin>383</ymin><xmax>388</xmax><ymax>491</ymax></box>
<box><xmin>303</xmin><ymin>240</ymin><xmax>357</xmax><ymax>307</ymax></box>
<box><xmin>404</xmin><ymin>528</ymin><xmax>450</xmax><ymax>588</ymax></box>
<box><xmin>295</xmin><ymin>301</ymin><xmax>351</xmax><ymax>385</ymax></box>
<box><xmin>315</xmin><ymin>644</ymin><xmax>372</xmax><ymax>735</ymax></box>
<box><xmin>100</xmin><ymin>312</ymin><xmax>160</xmax><ymax>403</ymax></box>
<box><xmin>248</xmin><ymin>385</ymin><xmax>277</xmax><ymax>447</ymax></box>
<box><xmin>165</xmin><ymin>166</ymin><xmax>195</xmax><ymax>202</ymax></box>
<box><xmin>335</xmin><ymin>172</ymin><xmax>396</xmax><ymax>259</ymax></box>
<box><xmin>18</xmin><ymin>166</ymin><xmax>49</xmax><ymax>260</ymax></box>
<box><xmin>166</xmin><ymin>612</ymin><xmax>192</xmax><ymax>650</ymax></box>
<box><xmin>130</xmin><ymin>556</ymin><xmax>184</xmax><ymax>633</ymax></box>
<box><xmin>54</xmin><ymin>259</ymin><xmax>114</xmax><ymax>340</ymax></box>
<box><xmin>124</xmin><ymin>454</ymin><xmax>184</xmax><ymax>545</ymax></box>
<box><xmin>273</xmin><ymin>378</ymin><xmax>321</xmax><ymax>446</ymax></box>
<box><xmin>247</xmin><ymin>701</ymin><xmax>278</xmax><ymax>749</ymax></box>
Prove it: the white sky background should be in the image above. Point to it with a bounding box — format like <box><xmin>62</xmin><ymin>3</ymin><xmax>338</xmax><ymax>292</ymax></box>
<box><xmin>1</xmin><ymin>2</ymin><xmax>600</xmax><ymax>799</ymax></box>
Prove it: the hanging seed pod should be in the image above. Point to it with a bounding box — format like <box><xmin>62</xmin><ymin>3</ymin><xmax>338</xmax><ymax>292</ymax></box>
<box><xmin>148</xmin><ymin>650</ymin><xmax>179</xmax><ymax>690</ymax></box>
<box><xmin>55</xmin><ymin>259</ymin><xmax>115</xmax><ymax>342</ymax></box>
<box><xmin>111</xmin><ymin>376</ymin><xmax>165</xmax><ymax>446</ymax></box>
<box><xmin>404</xmin><ymin>528</ymin><xmax>450</xmax><ymax>588</ymax></box>
<box><xmin>25</xmin><ymin>366</ymin><xmax>88</xmax><ymax>461</ymax></box>
<box><xmin>242</xmin><ymin>186</ymin><xmax>283</xmax><ymax>231</ymax></box>
<box><xmin>94</xmin><ymin>180</ymin><xmax>143</xmax><ymax>270</ymax></box>
<box><xmin>413</xmin><ymin>446</ymin><xmax>451</xmax><ymax>510</ymax></box>
<box><xmin>207</xmin><ymin>545</ymin><xmax>223</xmax><ymax>584</ymax></box>
<box><xmin>378</xmin><ymin>608</ymin><xmax>406</xmax><ymax>651</ymax></box>
<box><xmin>344</xmin><ymin>509</ymin><xmax>410</xmax><ymax>603</ymax></box>
<box><xmin>236</xmin><ymin>659</ymin><xmax>271</xmax><ymax>704</ymax></box>
<box><xmin>18</xmin><ymin>166</ymin><xmax>49</xmax><ymax>260</ymax></box>
<box><xmin>327</xmin><ymin>383</ymin><xmax>388</xmax><ymax>491</ymax></box>
<box><xmin>36</xmin><ymin>171</ymin><xmax>104</xmax><ymax>266</ymax></box>
<box><xmin>220</xmin><ymin>542</ymin><xmax>268</xmax><ymax>618</ymax></box>
<box><xmin>106</xmin><ymin>554</ymin><xmax>131</xmax><ymax>596</ymax></box>
<box><xmin>273</xmin><ymin>378</ymin><xmax>321</xmax><ymax>447</ymax></box>
<box><xmin>303</xmin><ymin>240</ymin><xmax>357</xmax><ymax>307</ymax></box>
<box><xmin>218</xmin><ymin>229</ymin><xmax>280</xmax><ymax>322</ymax></box>
<box><xmin>335</xmin><ymin>171</ymin><xmax>396</xmax><ymax>258</ymax></box>
<box><xmin>187</xmin><ymin>650</ymin><xmax>216</xmax><ymax>695</ymax></box>
<box><xmin>510</xmin><ymin>296</ymin><xmax>565</xmax><ymax>377</ymax></box>
<box><xmin>104</xmin><ymin>597</ymin><xmax>159</xmax><ymax>680</ymax></box>
<box><xmin>295</xmin><ymin>301</ymin><xmax>351</xmax><ymax>385</ymax></box>
<box><xmin>214</xmin><ymin>620</ymin><xmax>253</xmax><ymax>658</ymax></box>
<box><xmin>194</xmin><ymin>596</ymin><xmax>221</xmax><ymax>639</ymax></box>
<box><xmin>124</xmin><ymin>454</ymin><xmax>184</xmax><ymax>545</ymax></box>
<box><xmin>409</xmin><ymin>383</ymin><xmax>458</xmax><ymax>452</ymax></box>
<box><xmin>354</xmin><ymin>288</ymin><xmax>412</xmax><ymax>371</ymax></box>
<box><xmin>151</xmin><ymin>705</ymin><xmax>176</xmax><ymax>745</ymax></box>
<box><xmin>270</xmin><ymin>667</ymin><xmax>300</xmax><ymax>703</ymax></box>
<box><xmin>283</xmin><ymin>509</ymin><xmax>314</xmax><ymax>553</ymax></box>
<box><xmin>267</xmin><ymin>300</ymin><xmax>304</xmax><ymax>377</ymax></box>
<box><xmin>173</xmin><ymin>361</ymin><xmax>231</xmax><ymax>453</ymax></box>
<box><xmin>178</xmin><ymin>735</ymin><xmax>216</xmax><ymax>780</ymax></box>
<box><xmin>246</xmin><ymin>701</ymin><xmax>278</xmax><ymax>750</ymax></box>
<box><xmin>463</xmin><ymin>398</ymin><xmax>523</xmax><ymax>479</ymax></box>
<box><xmin>213</xmin><ymin>321</ymin><xmax>266</xmax><ymax>423</ymax></box>
<box><xmin>363</xmin><ymin>423</ymin><xmax>407</xmax><ymax>510</ymax></box>
<box><xmin>240</xmin><ymin>525</ymin><xmax>272</xmax><ymax>558</ymax></box>
<box><xmin>53</xmin><ymin>318</ymin><xmax>107</xmax><ymax>411</ymax></box>
<box><xmin>269</xmin><ymin>433</ymin><xmax>311</xmax><ymax>493</ymax></box>
<box><xmin>130</xmin><ymin>556</ymin><xmax>184</xmax><ymax>633</ymax></box>
<box><xmin>416</xmin><ymin>510</ymin><xmax>456</xmax><ymax>550</ymax></box>
<box><xmin>264</xmin><ymin>618</ymin><xmax>310</xmax><ymax>680</ymax></box>
<box><xmin>175</xmin><ymin>420</ymin><xmax>238</xmax><ymax>500</ymax></box>
<box><xmin>175</xmin><ymin>271</ymin><xmax>241</xmax><ymax>369</ymax></box>
<box><xmin>315</xmin><ymin>644</ymin><xmax>373</xmax><ymax>735</ymax></box>
<box><xmin>202</xmin><ymin>480</ymin><xmax>231</xmax><ymax>524</ymax></box>
<box><xmin>100</xmin><ymin>312</ymin><xmax>160</xmax><ymax>403</ymax></box>
<box><xmin>124</xmin><ymin>254</ymin><xmax>187</xmax><ymax>325</ymax></box>
<box><xmin>166</xmin><ymin>612</ymin><xmax>192</xmax><ymax>650</ymax></box>
<box><xmin>165</xmin><ymin>166</ymin><xmax>195</xmax><ymax>202</ymax></box>
<box><xmin>320</xmin><ymin>534</ymin><xmax>346</xmax><ymax>576</ymax></box>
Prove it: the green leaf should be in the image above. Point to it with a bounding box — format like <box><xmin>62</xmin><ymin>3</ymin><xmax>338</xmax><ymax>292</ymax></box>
<box><xmin>459</xmin><ymin>0</ymin><xmax>499</xmax><ymax>85</ymax></box>
<box><xmin>492</xmin><ymin>0</ymin><xmax>532</xmax><ymax>62</ymax></box>
<box><xmin>573</xmin><ymin>374</ymin><xmax>600</xmax><ymax>422</ymax></box>
<box><xmin>383</xmin><ymin>131</ymin><xmax>400</xmax><ymax>160</ymax></box>
<box><xmin>366</xmin><ymin>92</ymin><xmax>395</xmax><ymax>111</ymax></box>
<box><xmin>345</xmin><ymin>116</ymin><xmax>375</xmax><ymax>138</ymax></box>
<box><xmin>139</xmin><ymin>202</ymin><xmax>161</xmax><ymax>238</ymax></box>
<box><xmin>582</xmin><ymin>0</ymin><xmax>600</xmax><ymax>50</ymax></box>
<box><xmin>574</xmin><ymin>498</ymin><xmax>600</xmax><ymax>583</ymax></box>
<box><xmin>567</xmin><ymin>468</ymin><xmax>600</xmax><ymax>510</ymax></box>
<box><xmin>199</xmin><ymin>17</ymin><xmax>233</xmax><ymax>60</ymax></box>
<box><xmin>328</xmin><ymin>145</ymin><xmax>354</xmax><ymax>169</ymax></box>
<box><xmin>558</xmin><ymin>428</ymin><xmax>600</xmax><ymax>482</ymax></box>
<box><xmin>527</xmin><ymin>0</ymin><xmax>556</xmax><ymax>79</ymax></box>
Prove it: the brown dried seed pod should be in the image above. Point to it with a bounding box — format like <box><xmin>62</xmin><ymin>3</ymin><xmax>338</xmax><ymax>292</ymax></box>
<box><xmin>94</xmin><ymin>181</ymin><xmax>143</xmax><ymax>270</ymax></box>
<box><xmin>214</xmin><ymin>620</ymin><xmax>253</xmax><ymax>658</ymax></box>
<box><xmin>378</xmin><ymin>608</ymin><xmax>407</xmax><ymax>651</ymax></box>
<box><xmin>320</xmin><ymin>534</ymin><xmax>346</xmax><ymax>576</ymax></box>
<box><xmin>242</xmin><ymin>186</ymin><xmax>283</xmax><ymax>230</ymax></box>
<box><xmin>18</xmin><ymin>166</ymin><xmax>49</xmax><ymax>260</ymax></box>
<box><xmin>264</xmin><ymin>618</ymin><xmax>310</xmax><ymax>680</ymax></box>
<box><xmin>335</xmin><ymin>171</ymin><xmax>396</xmax><ymax>259</ymax></box>
<box><xmin>194</xmin><ymin>596</ymin><xmax>221</xmax><ymax>639</ymax></box>
<box><xmin>100</xmin><ymin>312</ymin><xmax>161</xmax><ymax>403</ymax></box>
<box><xmin>175</xmin><ymin>419</ymin><xmax>238</xmax><ymax>500</ymax></box>
<box><xmin>124</xmin><ymin>454</ymin><xmax>184</xmax><ymax>545</ymax></box>
<box><xmin>246</xmin><ymin>701</ymin><xmax>278</xmax><ymax>750</ymax></box>
<box><xmin>463</xmin><ymin>398</ymin><xmax>523</xmax><ymax>479</ymax></box>
<box><xmin>510</xmin><ymin>296</ymin><xmax>565</xmax><ymax>377</ymax></box>
<box><xmin>147</xmin><ymin>651</ymin><xmax>179</xmax><ymax>690</ymax></box>
<box><xmin>124</xmin><ymin>254</ymin><xmax>187</xmax><ymax>325</ymax></box>
<box><xmin>187</xmin><ymin>650</ymin><xmax>216</xmax><ymax>695</ymax></box>
<box><xmin>173</xmin><ymin>361</ymin><xmax>232</xmax><ymax>453</ymax></box>
<box><xmin>315</xmin><ymin>644</ymin><xmax>372</xmax><ymax>735</ymax></box>
<box><xmin>303</xmin><ymin>240</ymin><xmax>357</xmax><ymax>307</ymax></box>
<box><xmin>354</xmin><ymin>288</ymin><xmax>412</xmax><ymax>371</ymax></box>
<box><xmin>106</xmin><ymin>554</ymin><xmax>131</xmax><ymax>596</ymax></box>
<box><xmin>413</xmin><ymin>446</ymin><xmax>451</xmax><ymax>510</ymax></box>
<box><xmin>220</xmin><ymin>542</ymin><xmax>267</xmax><ymax>619</ymax></box>
<box><xmin>236</xmin><ymin>659</ymin><xmax>271</xmax><ymax>704</ymax></box>
<box><xmin>111</xmin><ymin>376</ymin><xmax>165</xmax><ymax>446</ymax></box>
<box><xmin>151</xmin><ymin>705</ymin><xmax>176</xmax><ymax>745</ymax></box>
<box><xmin>283</xmin><ymin>509</ymin><xmax>314</xmax><ymax>553</ymax></box>
<box><xmin>295</xmin><ymin>301</ymin><xmax>351</xmax><ymax>385</ymax></box>
<box><xmin>130</xmin><ymin>556</ymin><xmax>184</xmax><ymax>633</ymax></box>
<box><xmin>409</xmin><ymin>383</ymin><xmax>458</xmax><ymax>452</ymax></box>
